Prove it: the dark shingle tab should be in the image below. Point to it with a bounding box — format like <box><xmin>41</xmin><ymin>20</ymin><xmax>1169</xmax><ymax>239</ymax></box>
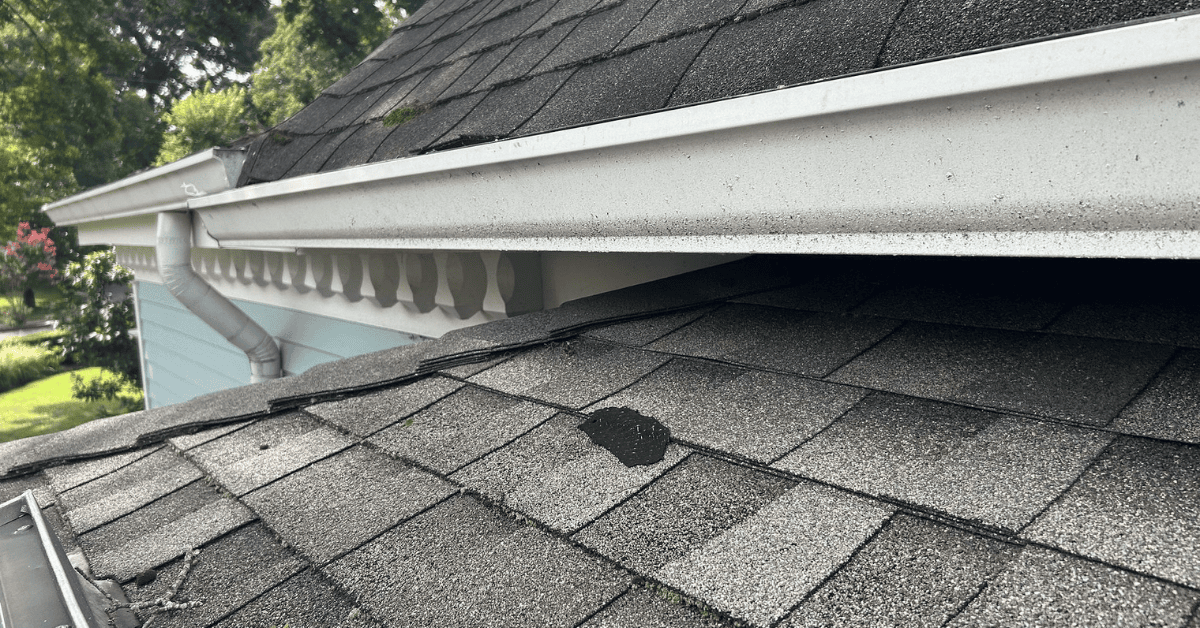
<box><xmin>531</xmin><ymin>0</ymin><xmax>657</xmax><ymax>72</ymax></box>
<box><xmin>654</xmin><ymin>481</ymin><xmax>893</xmax><ymax>627</ymax></box>
<box><xmin>325</xmin><ymin>495</ymin><xmax>630</xmax><ymax>627</ymax></box>
<box><xmin>518</xmin><ymin>29</ymin><xmax>712</xmax><ymax>135</ymax></box>
<box><xmin>775</xmin><ymin>393</ymin><xmax>1112</xmax><ymax>530</ymax></box>
<box><xmin>244</xmin><ymin>445</ymin><xmax>455</xmax><ymax>564</ymax></box>
<box><xmin>595</xmin><ymin>357</ymin><xmax>866</xmax><ymax>463</ymax></box>
<box><xmin>452</xmin><ymin>413</ymin><xmax>690</xmax><ymax>532</ymax></box>
<box><xmin>475</xmin><ymin>18</ymin><xmax>577</xmax><ymax>89</ymax></box>
<box><xmin>573</xmin><ymin>454</ymin><xmax>794</xmax><ymax>573</ymax></box>
<box><xmin>668</xmin><ymin>0</ymin><xmax>903</xmax><ymax>107</ymax></box>
<box><xmin>829</xmin><ymin>322</ymin><xmax>1175</xmax><ymax>425</ymax></box>
<box><xmin>648</xmin><ymin>303</ymin><xmax>900</xmax><ymax>377</ymax></box>
<box><xmin>946</xmin><ymin>546</ymin><xmax>1198</xmax><ymax>628</ymax></box>
<box><xmin>782</xmin><ymin>514</ymin><xmax>1019</xmax><ymax>628</ymax></box>
<box><xmin>368</xmin><ymin>386</ymin><xmax>557</xmax><ymax>473</ymax></box>
<box><xmin>1022</xmin><ymin>437</ymin><xmax>1200</xmax><ymax>589</ymax></box>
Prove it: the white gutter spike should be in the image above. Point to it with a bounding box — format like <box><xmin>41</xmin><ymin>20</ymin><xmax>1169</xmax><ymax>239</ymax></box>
<box><xmin>156</xmin><ymin>211</ymin><xmax>281</xmax><ymax>382</ymax></box>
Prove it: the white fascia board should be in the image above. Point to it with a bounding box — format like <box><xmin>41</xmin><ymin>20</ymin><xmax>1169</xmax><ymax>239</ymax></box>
<box><xmin>43</xmin><ymin>148</ymin><xmax>245</xmax><ymax>226</ymax></box>
<box><xmin>194</xmin><ymin>14</ymin><xmax>1200</xmax><ymax>258</ymax></box>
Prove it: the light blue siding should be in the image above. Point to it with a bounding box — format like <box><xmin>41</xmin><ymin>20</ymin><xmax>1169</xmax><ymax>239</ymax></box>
<box><xmin>136</xmin><ymin>280</ymin><xmax>425</xmax><ymax>409</ymax></box>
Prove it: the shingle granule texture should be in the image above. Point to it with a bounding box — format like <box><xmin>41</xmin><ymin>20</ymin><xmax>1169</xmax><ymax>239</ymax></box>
<box><xmin>828</xmin><ymin>322</ymin><xmax>1175</xmax><ymax>425</ymax></box>
<box><xmin>43</xmin><ymin>445</ymin><xmax>162</xmax><ymax>494</ymax></box>
<box><xmin>188</xmin><ymin>412</ymin><xmax>355</xmax><ymax>495</ymax></box>
<box><xmin>368</xmin><ymin>385</ymin><xmax>557</xmax><ymax>473</ymax></box>
<box><xmin>947</xmin><ymin>546</ymin><xmax>1198</xmax><ymax>628</ymax></box>
<box><xmin>1022</xmin><ymin>437</ymin><xmax>1200</xmax><ymax>588</ymax></box>
<box><xmin>655</xmin><ymin>481</ymin><xmax>893</xmax><ymax>627</ymax></box>
<box><xmin>167</xmin><ymin>421</ymin><xmax>250</xmax><ymax>451</ymax></box>
<box><xmin>213</xmin><ymin>569</ymin><xmax>377</xmax><ymax>628</ymax></box>
<box><xmin>775</xmin><ymin>393</ymin><xmax>1113</xmax><ymax>530</ymax></box>
<box><xmin>468</xmin><ymin>338</ymin><xmax>670</xmax><ymax>409</ymax></box>
<box><xmin>325</xmin><ymin>495</ymin><xmax>630</xmax><ymax>627</ymax></box>
<box><xmin>594</xmin><ymin>358</ymin><xmax>866</xmax><ymax>463</ymax></box>
<box><xmin>86</xmin><ymin>491</ymin><xmax>255</xmax><ymax>582</ymax></box>
<box><xmin>125</xmin><ymin>523</ymin><xmax>305</xmax><ymax>628</ymax></box>
<box><xmin>305</xmin><ymin>376</ymin><xmax>464</xmax><ymax>436</ymax></box>
<box><xmin>852</xmin><ymin>280</ymin><xmax>1065</xmax><ymax>331</ymax></box>
<box><xmin>648</xmin><ymin>303</ymin><xmax>900</xmax><ymax>377</ymax></box>
<box><xmin>781</xmin><ymin>514</ymin><xmax>1019</xmax><ymax>627</ymax></box>
<box><xmin>452</xmin><ymin>413</ymin><xmax>690</xmax><ymax>532</ymax></box>
<box><xmin>579</xmin><ymin>588</ymin><xmax>728</xmax><ymax>627</ymax></box>
<box><xmin>583</xmin><ymin>306</ymin><xmax>718</xmax><ymax>347</ymax></box>
<box><xmin>244</xmin><ymin>446</ymin><xmax>455</xmax><ymax>563</ymax></box>
<box><xmin>60</xmin><ymin>448</ymin><xmax>203</xmax><ymax>532</ymax></box>
<box><xmin>573</xmin><ymin>454</ymin><xmax>794</xmax><ymax>573</ymax></box>
<box><xmin>1112</xmin><ymin>349</ymin><xmax>1200</xmax><ymax>444</ymax></box>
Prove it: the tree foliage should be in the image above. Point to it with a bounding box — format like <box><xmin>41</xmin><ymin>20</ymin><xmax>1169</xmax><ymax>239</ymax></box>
<box><xmin>56</xmin><ymin>249</ymin><xmax>139</xmax><ymax>385</ymax></box>
<box><xmin>156</xmin><ymin>82</ymin><xmax>252</xmax><ymax>164</ymax></box>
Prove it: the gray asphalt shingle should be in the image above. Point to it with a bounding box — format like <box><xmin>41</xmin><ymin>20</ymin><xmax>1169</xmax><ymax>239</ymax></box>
<box><xmin>59</xmin><ymin>448</ymin><xmax>203</xmax><ymax>533</ymax></box>
<box><xmin>648</xmin><ymin>303</ymin><xmax>900</xmax><ymax>377</ymax></box>
<box><xmin>452</xmin><ymin>413</ymin><xmax>690</xmax><ymax>532</ymax></box>
<box><xmin>85</xmin><ymin>487</ymin><xmax>255</xmax><ymax>582</ymax></box>
<box><xmin>782</xmin><ymin>514</ymin><xmax>1020</xmax><ymax>628</ymax></box>
<box><xmin>947</xmin><ymin>546</ymin><xmax>1198</xmax><ymax>628</ymax></box>
<box><xmin>583</xmin><ymin>305</ymin><xmax>718</xmax><ymax>346</ymax></box>
<box><xmin>1022</xmin><ymin>437</ymin><xmax>1200</xmax><ymax>588</ymax></box>
<box><xmin>775</xmin><ymin>393</ymin><xmax>1113</xmax><ymax>530</ymax></box>
<box><xmin>213</xmin><ymin>569</ymin><xmax>378</xmax><ymax>628</ymax></box>
<box><xmin>306</xmin><ymin>376</ymin><xmax>463</xmax><ymax>436</ymax></box>
<box><xmin>1112</xmin><ymin>349</ymin><xmax>1200</xmax><ymax>444</ymax></box>
<box><xmin>43</xmin><ymin>445</ymin><xmax>162</xmax><ymax>494</ymax></box>
<box><xmin>573</xmin><ymin>454</ymin><xmax>794</xmax><ymax>573</ymax></box>
<box><xmin>326</xmin><ymin>495</ymin><xmax>630</xmax><ymax>627</ymax></box>
<box><xmin>368</xmin><ymin>385</ymin><xmax>557</xmax><ymax>473</ymax></box>
<box><xmin>244</xmin><ymin>445</ymin><xmax>455</xmax><ymax>564</ymax></box>
<box><xmin>125</xmin><ymin>523</ymin><xmax>305</xmax><ymax>628</ymax></box>
<box><xmin>581</xmin><ymin>588</ymin><xmax>728</xmax><ymax>627</ymax></box>
<box><xmin>828</xmin><ymin>322</ymin><xmax>1175</xmax><ymax>425</ymax></box>
<box><xmin>188</xmin><ymin>412</ymin><xmax>355</xmax><ymax>496</ymax></box>
<box><xmin>468</xmin><ymin>338</ymin><xmax>670</xmax><ymax>409</ymax></box>
<box><xmin>594</xmin><ymin>358</ymin><xmax>866</xmax><ymax>463</ymax></box>
<box><xmin>655</xmin><ymin>481</ymin><xmax>893</xmax><ymax>627</ymax></box>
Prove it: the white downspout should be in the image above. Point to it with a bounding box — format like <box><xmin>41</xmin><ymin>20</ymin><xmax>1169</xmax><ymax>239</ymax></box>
<box><xmin>156</xmin><ymin>211</ymin><xmax>282</xmax><ymax>382</ymax></box>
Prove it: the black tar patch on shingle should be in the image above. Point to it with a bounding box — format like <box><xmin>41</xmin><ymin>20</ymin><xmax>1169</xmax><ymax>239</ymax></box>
<box><xmin>579</xmin><ymin>407</ymin><xmax>670</xmax><ymax>467</ymax></box>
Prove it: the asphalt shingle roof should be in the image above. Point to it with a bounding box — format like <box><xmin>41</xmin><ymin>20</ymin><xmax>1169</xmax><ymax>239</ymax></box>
<box><xmin>3</xmin><ymin>254</ymin><xmax>1200</xmax><ymax>627</ymax></box>
<box><xmin>235</xmin><ymin>0</ymin><xmax>1200</xmax><ymax>185</ymax></box>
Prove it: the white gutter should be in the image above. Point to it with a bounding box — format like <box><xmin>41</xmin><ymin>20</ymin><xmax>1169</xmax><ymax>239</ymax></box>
<box><xmin>193</xmin><ymin>13</ymin><xmax>1200</xmax><ymax>258</ymax></box>
<box><xmin>43</xmin><ymin>148</ymin><xmax>245</xmax><ymax>225</ymax></box>
<box><xmin>156</xmin><ymin>212</ymin><xmax>281</xmax><ymax>382</ymax></box>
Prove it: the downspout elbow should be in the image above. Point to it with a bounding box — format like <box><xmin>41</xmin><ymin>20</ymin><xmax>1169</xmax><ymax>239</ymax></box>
<box><xmin>156</xmin><ymin>211</ymin><xmax>281</xmax><ymax>382</ymax></box>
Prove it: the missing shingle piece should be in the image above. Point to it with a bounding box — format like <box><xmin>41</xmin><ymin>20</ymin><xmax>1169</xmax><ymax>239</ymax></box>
<box><xmin>579</xmin><ymin>407</ymin><xmax>670</xmax><ymax>467</ymax></box>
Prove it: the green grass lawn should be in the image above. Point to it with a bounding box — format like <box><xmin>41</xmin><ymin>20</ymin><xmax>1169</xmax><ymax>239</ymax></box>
<box><xmin>0</xmin><ymin>367</ymin><xmax>141</xmax><ymax>443</ymax></box>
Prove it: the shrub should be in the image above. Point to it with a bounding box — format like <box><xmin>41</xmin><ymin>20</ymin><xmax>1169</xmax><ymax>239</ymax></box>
<box><xmin>0</xmin><ymin>342</ymin><xmax>60</xmax><ymax>393</ymax></box>
<box><xmin>55</xmin><ymin>250</ymin><xmax>139</xmax><ymax>389</ymax></box>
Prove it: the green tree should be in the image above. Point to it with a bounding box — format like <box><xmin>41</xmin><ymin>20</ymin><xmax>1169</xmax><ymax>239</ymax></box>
<box><xmin>156</xmin><ymin>82</ymin><xmax>252</xmax><ymax>165</ymax></box>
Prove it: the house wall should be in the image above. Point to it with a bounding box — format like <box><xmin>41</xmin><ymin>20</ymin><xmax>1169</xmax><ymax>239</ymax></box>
<box><xmin>135</xmin><ymin>280</ymin><xmax>424</xmax><ymax>409</ymax></box>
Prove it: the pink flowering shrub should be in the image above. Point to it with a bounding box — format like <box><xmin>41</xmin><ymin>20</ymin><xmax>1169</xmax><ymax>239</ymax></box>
<box><xmin>1</xmin><ymin>222</ymin><xmax>58</xmax><ymax>325</ymax></box>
